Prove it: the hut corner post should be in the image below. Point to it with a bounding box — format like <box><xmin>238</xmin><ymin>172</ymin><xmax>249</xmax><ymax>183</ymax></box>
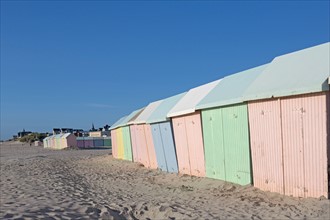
<box><xmin>327</xmin><ymin>91</ymin><xmax>330</xmax><ymax>199</ymax></box>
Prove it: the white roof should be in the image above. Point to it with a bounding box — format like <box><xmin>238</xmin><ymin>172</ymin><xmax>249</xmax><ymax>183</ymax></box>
<box><xmin>126</xmin><ymin>107</ymin><xmax>145</xmax><ymax>125</ymax></box>
<box><xmin>196</xmin><ymin>64</ymin><xmax>268</xmax><ymax>110</ymax></box>
<box><xmin>61</xmin><ymin>133</ymin><xmax>72</xmax><ymax>138</ymax></box>
<box><xmin>243</xmin><ymin>42</ymin><xmax>330</xmax><ymax>101</ymax></box>
<box><xmin>146</xmin><ymin>92</ymin><xmax>187</xmax><ymax>124</ymax></box>
<box><xmin>117</xmin><ymin>108</ymin><xmax>144</xmax><ymax>127</ymax></box>
<box><xmin>167</xmin><ymin>79</ymin><xmax>221</xmax><ymax>118</ymax></box>
<box><xmin>110</xmin><ymin>116</ymin><xmax>128</xmax><ymax>130</ymax></box>
<box><xmin>133</xmin><ymin>100</ymin><xmax>163</xmax><ymax>124</ymax></box>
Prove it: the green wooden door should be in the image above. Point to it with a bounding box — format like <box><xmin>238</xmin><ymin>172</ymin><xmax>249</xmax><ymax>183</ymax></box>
<box><xmin>202</xmin><ymin>109</ymin><xmax>226</xmax><ymax>180</ymax></box>
<box><xmin>122</xmin><ymin>126</ymin><xmax>133</xmax><ymax>161</ymax></box>
<box><xmin>222</xmin><ymin>104</ymin><xmax>251</xmax><ymax>185</ymax></box>
<box><xmin>202</xmin><ymin>104</ymin><xmax>252</xmax><ymax>185</ymax></box>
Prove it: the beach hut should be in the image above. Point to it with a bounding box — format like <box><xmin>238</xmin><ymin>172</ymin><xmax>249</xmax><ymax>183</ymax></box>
<box><xmin>84</xmin><ymin>137</ymin><xmax>94</xmax><ymax>148</ymax></box>
<box><xmin>243</xmin><ymin>42</ymin><xmax>330</xmax><ymax>198</ymax></box>
<box><xmin>34</xmin><ymin>141</ymin><xmax>42</xmax><ymax>147</ymax></box>
<box><xmin>121</xmin><ymin>127</ymin><xmax>132</xmax><ymax>160</ymax></box>
<box><xmin>146</xmin><ymin>92</ymin><xmax>186</xmax><ymax>173</ymax></box>
<box><xmin>77</xmin><ymin>137</ymin><xmax>92</xmax><ymax>148</ymax></box>
<box><xmin>53</xmin><ymin>135</ymin><xmax>57</xmax><ymax>148</ymax></box>
<box><xmin>93</xmin><ymin>137</ymin><xmax>104</xmax><ymax>147</ymax></box>
<box><xmin>126</xmin><ymin>109</ymin><xmax>144</xmax><ymax>163</ymax></box>
<box><xmin>76</xmin><ymin>137</ymin><xmax>84</xmax><ymax>148</ymax></box>
<box><xmin>104</xmin><ymin>137</ymin><xmax>111</xmax><ymax>147</ymax></box>
<box><xmin>77</xmin><ymin>137</ymin><xmax>110</xmax><ymax>149</ymax></box>
<box><xmin>167</xmin><ymin>80</ymin><xmax>221</xmax><ymax>177</ymax></box>
<box><xmin>115</xmin><ymin>109</ymin><xmax>144</xmax><ymax>161</ymax></box>
<box><xmin>47</xmin><ymin>136</ymin><xmax>53</xmax><ymax>148</ymax></box>
<box><xmin>116</xmin><ymin>128</ymin><xmax>125</xmax><ymax>159</ymax></box>
<box><xmin>43</xmin><ymin>133</ymin><xmax>76</xmax><ymax>149</ymax></box>
<box><xmin>60</xmin><ymin>133</ymin><xmax>77</xmax><ymax>149</ymax></box>
<box><xmin>110</xmin><ymin>109</ymin><xmax>144</xmax><ymax>161</ymax></box>
<box><xmin>55</xmin><ymin>134</ymin><xmax>61</xmax><ymax>149</ymax></box>
<box><xmin>130</xmin><ymin>124</ymin><xmax>145</xmax><ymax>164</ymax></box>
<box><xmin>129</xmin><ymin>101</ymin><xmax>163</xmax><ymax>169</ymax></box>
<box><xmin>196</xmin><ymin>64</ymin><xmax>268</xmax><ymax>185</ymax></box>
<box><xmin>110</xmin><ymin>116</ymin><xmax>127</xmax><ymax>159</ymax></box>
<box><xmin>126</xmin><ymin>109</ymin><xmax>145</xmax><ymax>163</ymax></box>
<box><xmin>43</xmin><ymin>136</ymin><xmax>50</xmax><ymax>148</ymax></box>
<box><xmin>110</xmin><ymin>130</ymin><xmax>117</xmax><ymax>156</ymax></box>
<box><xmin>48</xmin><ymin>136</ymin><xmax>54</xmax><ymax>148</ymax></box>
<box><xmin>60</xmin><ymin>134</ymin><xmax>67</xmax><ymax>148</ymax></box>
<box><xmin>47</xmin><ymin>138</ymin><xmax>52</xmax><ymax>148</ymax></box>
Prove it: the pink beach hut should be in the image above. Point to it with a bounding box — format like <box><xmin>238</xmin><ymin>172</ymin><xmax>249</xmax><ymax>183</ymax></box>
<box><xmin>128</xmin><ymin>101</ymin><xmax>163</xmax><ymax>169</ymax></box>
<box><xmin>115</xmin><ymin>108</ymin><xmax>144</xmax><ymax>161</ymax></box>
<box><xmin>243</xmin><ymin>42</ymin><xmax>330</xmax><ymax>198</ymax></box>
<box><xmin>110</xmin><ymin>130</ymin><xmax>117</xmax><ymax>157</ymax></box>
<box><xmin>49</xmin><ymin>135</ymin><xmax>56</xmax><ymax>149</ymax></box>
<box><xmin>59</xmin><ymin>133</ymin><xmax>77</xmax><ymax>149</ymax></box>
<box><xmin>127</xmin><ymin>109</ymin><xmax>145</xmax><ymax>163</ymax></box>
<box><xmin>167</xmin><ymin>80</ymin><xmax>221</xmax><ymax>177</ymax></box>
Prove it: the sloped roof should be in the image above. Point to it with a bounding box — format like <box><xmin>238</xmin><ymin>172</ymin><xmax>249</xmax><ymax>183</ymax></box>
<box><xmin>133</xmin><ymin>100</ymin><xmax>163</xmax><ymax>124</ymax></box>
<box><xmin>110</xmin><ymin>116</ymin><xmax>128</xmax><ymax>130</ymax></box>
<box><xmin>196</xmin><ymin>64</ymin><xmax>268</xmax><ymax>110</ymax></box>
<box><xmin>54</xmin><ymin>134</ymin><xmax>61</xmax><ymax>139</ymax></box>
<box><xmin>61</xmin><ymin>133</ymin><xmax>73</xmax><ymax>138</ymax></box>
<box><xmin>117</xmin><ymin>108</ymin><xmax>144</xmax><ymax>127</ymax></box>
<box><xmin>167</xmin><ymin>79</ymin><xmax>221</xmax><ymax>118</ymax></box>
<box><xmin>127</xmin><ymin>107</ymin><xmax>145</xmax><ymax>125</ymax></box>
<box><xmin>243</xmin><ymin>42</ymin><xmax>330</xmax><ymax>101</ymax></box>
<box><xmin>146</xmin><ymin>92</ymin><xmax>187</xmax><ymax>124</ymax></box>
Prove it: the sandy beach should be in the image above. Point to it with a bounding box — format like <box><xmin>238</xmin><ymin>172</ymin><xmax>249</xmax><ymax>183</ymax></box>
<box><xmin>0</xmin><ymin>142</ymin><xmax>329</xmax><ymax>219</ymax></box>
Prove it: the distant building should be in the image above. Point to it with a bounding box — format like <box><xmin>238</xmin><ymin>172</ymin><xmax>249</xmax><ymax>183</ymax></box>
<box><xmin>73</xmin><ymin>129</ymin><xmax>85</xmax><ymax>137</ymax></box>
<box><xmin>53</xmin><ymin>128</ymin><xmax>61</xmax><ymax>135</ymax></box>
<box><xmin>17</xmin><ymin>129</ymin><xmax>32</xmax><ymax>138</ymax></box>
<box><xmin>52</xmin><ymin>128</ymin><xmax>74</xmax><ymax>135</ymax></box>
<box><xmin>61</xmin><ymin>128</ymin><xmax>73</xmax><ymax>133</ymax></box>
<box><xmin>89</xmin><ymin>124</ymin><xmax>110</xmax><ymax>137</ymax></box>
<box><xmin>89</xmin><ymin>131</ymin><xmax>102</xmax><ymax>137</ymax></box>
<box><xmin>51</xmin><ymin>124</ymin><xmax>110</xmax><ymax>138</ymax></box>
<box><xmin>101</xmin><ymin>130</ymin><xmax>110</xmax><ymax>137</ymax></box>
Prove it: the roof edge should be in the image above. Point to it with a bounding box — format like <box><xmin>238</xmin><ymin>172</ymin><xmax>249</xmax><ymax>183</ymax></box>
<box><xmin>196</xmin><ymin>98</ymin><xmax>244</xmax><ymax>110</ymax></box>
<box><xmin>167</xmin><ymin>108</ymin><xmax>196</xmax><ymax>118</ymax></box>
<box><xmin>243</xmin><ymin>85</ymin><xmax>329</xmax><ymax>102</ymax></box>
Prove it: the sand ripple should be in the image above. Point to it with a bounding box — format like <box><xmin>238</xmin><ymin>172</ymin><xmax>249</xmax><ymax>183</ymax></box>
<box><xmin>1</xmin><ymin>143</ymin><xmax>329</xmax><ymax>219</ymax></box>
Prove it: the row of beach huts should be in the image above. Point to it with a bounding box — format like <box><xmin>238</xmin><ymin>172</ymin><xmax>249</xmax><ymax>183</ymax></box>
<box><xmin>43</xmin><ymin>134</ymin><xmax>111</xmax><ymax>149</ymax></box>
<box><xmin>110</xmin><ymin>42</ymin><xmax>330</xmax><ymax>199</ymax></box>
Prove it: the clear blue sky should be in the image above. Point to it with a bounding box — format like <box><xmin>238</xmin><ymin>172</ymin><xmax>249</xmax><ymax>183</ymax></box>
<box><xmin>1</xmin><ymin>1</ymin><xmax>329</xmax><ymax>140</ymax></box>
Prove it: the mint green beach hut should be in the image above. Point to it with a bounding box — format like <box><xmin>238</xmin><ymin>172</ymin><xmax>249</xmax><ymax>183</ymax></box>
<box><xmin>196</xmin><ymin>64</ymin><xmax>268</xmax><ymax>185</ymax></box>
